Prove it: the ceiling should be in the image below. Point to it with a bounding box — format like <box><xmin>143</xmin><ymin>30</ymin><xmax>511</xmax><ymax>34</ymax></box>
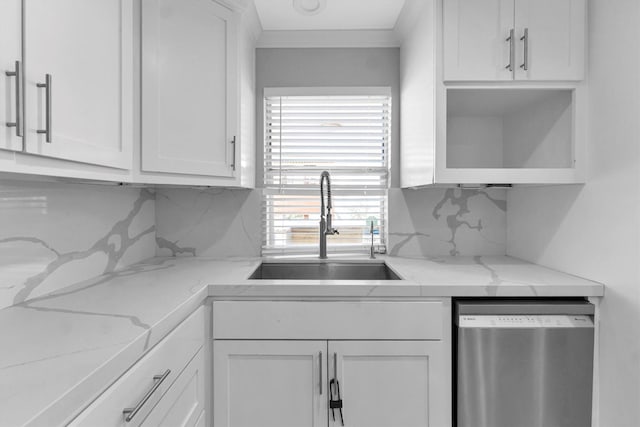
<box><xmin>253</xmin><ymin>0</ymin><xmax>407</xmax><ymax>31</ymax></box>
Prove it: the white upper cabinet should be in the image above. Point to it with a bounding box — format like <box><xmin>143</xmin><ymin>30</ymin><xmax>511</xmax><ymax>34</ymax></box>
<box><xmin>400</xmin><ymin>0</ymin><xmax>587</xmax><ymax>186</ymax></box>
<box><xmin>141</xmin><ymin>0</ymin><xmax>239</xmax><ymax>179</ymax></box>
<box><xmin>444</xmin><ymin>0</ymin><xmax>586</xmax><ymax>81</ymax></box>
<box><xmin>1</xmin><ymin>0</ymin><xmax>23</xmax><ymax>152</ymax></box>
<box><xmin>0</xmin><ymin>0</ymin><xmax>255</xmax><ymax>186</ymax></box>
<box><xmin>513</xmin><ymin>0</ymin><xmax>586</xmax><ymax>81</ymax></box>
<box><xmin>23</xmin><ymin>0</ymin><xmax>133</xmax><ymax>169</ymax></box>
<box><xmin>444</xmin><ymin>0</ymin><xmax>515</xmax><ymax>81</ymax></box>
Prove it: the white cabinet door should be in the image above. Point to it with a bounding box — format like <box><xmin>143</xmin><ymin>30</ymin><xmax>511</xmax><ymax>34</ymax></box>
<box><xmin>514</xmin><ymin>0</ymin><xmax>586</xmax><ymax>81</ymax></box>
<box><xmin>329</xmin><ymin>341</ymin><xmax>450</xmax><ymax>427</ymax></box>
<box><xmin>443</xmin><ymin>0</ymin><xmax>515</xmax><ymax>81</ymax></box>
<box><xmin>142</xmin><ymin>0</ymin><xmax>238</xmax><ymax>178</ymax></box>
<box><xmin>23</xmin><ymin>0</ymin><xmax>133</xmax><ymax>169</ymax></box>
<box><xmin>140</xmin><ymin>349</ymin><xmax>206</xmax><ymax>427</ymax></box>
<box><xmin>443</xmin><ymin>0</ymin><xmax>585</xmax><ymax>82</ymax></box>
<box><xmin>213</xmin><ymin>340</ymin><xmax>328</xmax><ymax>427</ymax></box>
<box><xmin>1</xmin><ymin>0</ymin><xmax>23</xmax><ymax>152</ymax></box>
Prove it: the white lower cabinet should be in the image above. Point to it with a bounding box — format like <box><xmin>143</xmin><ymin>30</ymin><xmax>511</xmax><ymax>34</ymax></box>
<box><xmin>212</xmin><ymin>300</ymin><xmax>451</xmax><ymax>427</ymax></box>
<box><xmin>69</xmin><ymin>306</ymin><xmax>206</xmax><ymax>427</ymax></box>
<box><xmin>213</xmin><ymin>340</ymin><xmax>445</xmax><ymax>427</ymax></box>
<box><xmin>213</xmin><ymin>340</ymin><xmax>327</xmax><ymax>427</ymax></box>
<box><xmin>140</xmin><ymin>348</ymin><xmax>206</xmax><ymax>427</ymax></box>
<box><xmin>331</xmin><ymin>341</ymin><xmax>446</xmax><ymax>427</ymax></box>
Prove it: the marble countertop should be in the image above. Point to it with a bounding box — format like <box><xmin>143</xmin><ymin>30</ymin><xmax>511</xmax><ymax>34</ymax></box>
<box><xmin>0</xmin><ymin>255</ymin><xmax>604</xmax><ymax>426</ymax></box>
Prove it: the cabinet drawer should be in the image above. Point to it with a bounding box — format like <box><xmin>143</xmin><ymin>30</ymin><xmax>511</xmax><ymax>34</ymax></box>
<box><xmin>213</xmin><ymin>301</ymin><xmax>443</xmax><ymax>340</ymax></box>
<box><xmin>140</xmin><ymin>348</ymin><xmax>206</xmax><ymax>427</ymax></box>
<box><xmin>69</xmin><ymin>306</ymin><xmax>205</xmax><ymax>426</ymax></box>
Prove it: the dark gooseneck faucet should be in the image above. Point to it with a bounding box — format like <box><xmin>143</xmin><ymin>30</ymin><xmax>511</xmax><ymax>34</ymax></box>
<box><xmin>319</xmin><ymin>171</ymin><xmax>339</xmax><ymax>259</ymax></box>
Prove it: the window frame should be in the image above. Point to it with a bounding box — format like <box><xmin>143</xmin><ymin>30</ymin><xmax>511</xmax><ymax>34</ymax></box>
<box><xmin>262</xmin><ymin>87</ymin><xmax>391</xmax><ymax>257</ymax></box>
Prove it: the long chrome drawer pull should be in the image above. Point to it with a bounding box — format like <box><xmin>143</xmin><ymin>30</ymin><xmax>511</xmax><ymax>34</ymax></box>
<box><xmin>122</xmin><ymin>369</ymin><xmax>171</xmax><ymax>422</ymax></box>
<box><xmin>230</xmin><ymin>136</ymin><xmax>236</xmax><ymax>171</ymax></box>
<box><xmin>36</xmin><ymin>74</ymin><xmax>52</xmax><ymax>143</ymax></box>
<box><xmin>319</xmin><ymin>351</ymin><xmax>323</xmax><ymax>395</ymax></box>
<box><xmin>520</xmin><ymin>28</ymin><xmax>529</xmax><ymax>71</ymax></box>
<box><xmin>505</xmin><ymin>29</ymin><xmax>514</xmax><ymax>71</ymax></box>
<box><xmin>5</xmin><ymin>60</ymin><xmax>22</xmax><ymax>137</ymax></box>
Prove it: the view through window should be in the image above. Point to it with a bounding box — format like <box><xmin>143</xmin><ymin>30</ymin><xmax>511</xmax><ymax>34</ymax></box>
<box><xmin>262</xmin><ymin>89</ymin><xmax>390</xmax><ymax>256</ymax></box>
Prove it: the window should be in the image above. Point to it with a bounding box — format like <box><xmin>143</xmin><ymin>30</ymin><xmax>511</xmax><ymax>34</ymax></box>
<box><xmin>262</xmin><ymin>88</ymin><xmax>390</xmax><ymax>256</ymax></box>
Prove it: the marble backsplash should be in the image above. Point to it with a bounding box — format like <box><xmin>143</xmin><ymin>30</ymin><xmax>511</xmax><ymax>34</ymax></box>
<box><xmin>155</xmin><ymin>187</ymin><xmax>506</xmax><ymax>259</ymax></box>
<box><xmin>0</xmin><ymin>180</ymin><xmax>156</xmax><ymax>310</ymax></box>
<box><xmin>0</xmin><ymin>182</ymin><xmax>505</xmax><ymax>310</ymax></box>
<box><xmin>155</xmin><ymin>188</ymin><xmax>262</xmax><ymax>258</ymax></box>
<box><xmin>388</xmin><ymin>188</ymin><xmax>506</xmax><ymax>257</ymax></box>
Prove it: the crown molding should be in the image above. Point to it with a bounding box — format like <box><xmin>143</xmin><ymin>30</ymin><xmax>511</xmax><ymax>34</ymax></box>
<box><xmin>256</xmin><ymin>29</ymin><xmax>401</xmax><ymax>48</ymax></box>
<box><xmin>241</xmin><ymin>0</ymin><xmax>263</xmax><ymax>42</ymax></box>
<box><xmin>394</xmin><ymin>0</ymin><xmax>430</xmax><ymax>43</ymax></box>
<box><xmin>215</xmin><ymin>0</ymin><xmax>251</xmax><ymax>12</ymax></box>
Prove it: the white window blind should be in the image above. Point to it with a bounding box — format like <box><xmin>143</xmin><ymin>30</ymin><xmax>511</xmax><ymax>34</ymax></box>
<box><xmin>263</xmin><ymin>90</ymin><xmax>390</xmax><ymax>256</ymax></box>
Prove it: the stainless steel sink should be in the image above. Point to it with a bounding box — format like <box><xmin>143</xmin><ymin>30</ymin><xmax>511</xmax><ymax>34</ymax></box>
<box><xmin>248</xmin><ymin>262</ymin><xmax>402</xmax><ymax>280</ymax></box>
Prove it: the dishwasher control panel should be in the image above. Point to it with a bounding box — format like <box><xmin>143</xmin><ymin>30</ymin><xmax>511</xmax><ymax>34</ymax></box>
<box><xmin>459</xmin><ymin>314</ymin><xmax>593</xmax><ymax>328</ymax></box>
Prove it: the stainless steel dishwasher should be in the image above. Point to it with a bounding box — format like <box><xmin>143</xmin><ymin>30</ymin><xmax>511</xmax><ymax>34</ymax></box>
<box><xmin>455</xmin><ymin>299</ymin><xmax>595</xmax><ymax>427</ymax></box>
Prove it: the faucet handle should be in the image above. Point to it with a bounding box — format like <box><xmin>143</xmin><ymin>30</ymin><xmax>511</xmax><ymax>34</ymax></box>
<box><xmin>369</xmin><ymin>221</ymin><xmax>376</xmax><ymax>259</ymax></box>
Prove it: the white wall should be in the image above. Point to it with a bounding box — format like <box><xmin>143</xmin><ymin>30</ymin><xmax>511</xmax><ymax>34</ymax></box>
<box><xmin>507</xmin><ymin>1</ymin><xmax>640</xmax><ymax>425</ymax></box>
<box><xmin>255</xmin><ymin>47</ymin><xmax>401</xmax><ymax>187</ymax></box>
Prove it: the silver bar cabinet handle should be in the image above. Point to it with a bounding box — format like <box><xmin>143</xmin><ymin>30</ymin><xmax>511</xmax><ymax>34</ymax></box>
<box><xmin>230</xmin><ymin>136</ymin><xmax>236</xmax><ymax>171</ymax></box>
<box><xmin>333</xmin><ymin>352</ymin><xmax>337</xmax><ymax>379</ymax></box>
<box><xmin>36</xmin><ymin>74</ymin><xmax>52</xmax><ymax>143</ymax></box>
<box><xmin>319</xmin><ymin>351</ymin><xmax>323</xmax><ymax>395</ymax></box>
<box><xmin>5</xmin><ymin>60</ymin><xmax>23</xmax><ymax>137</ymax></box>
<box><xmin>122</xmin><ymin>369</ymin><xmax>171</xmax><ymax>422</ymax></box>
<box><xmin>505</xmin><ymin>29</ymin><xmax>515</xmax><ymax>71</ymax></box>
<box><xmin>520</xmin><ymin>28</ymin><xmax>529</xmax><ymax>71</ymax></box>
